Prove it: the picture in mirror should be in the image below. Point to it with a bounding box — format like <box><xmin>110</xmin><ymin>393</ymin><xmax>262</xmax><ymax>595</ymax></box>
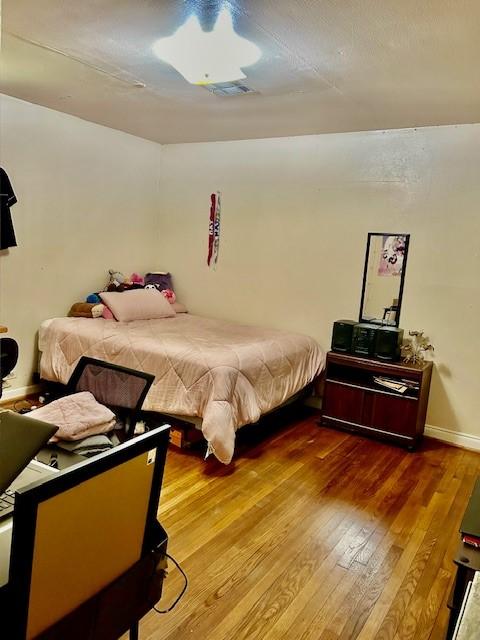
<box><xmin>359</xmin><ymin>233</ymin><xmax>410</xmax><ymax>326</ymax></box>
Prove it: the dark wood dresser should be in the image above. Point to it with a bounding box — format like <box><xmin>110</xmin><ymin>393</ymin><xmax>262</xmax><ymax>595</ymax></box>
<box><xmin>321</xmin><ymin>351</ymin><xmax>433</xmax><ymax>449</ymax></box>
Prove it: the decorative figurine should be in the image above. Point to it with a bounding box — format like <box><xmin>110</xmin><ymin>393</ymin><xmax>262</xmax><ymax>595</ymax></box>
<box><xmin>402</xmin><ymin>330</ymin><xmax>434</xmax><ymax>365</ymax></box>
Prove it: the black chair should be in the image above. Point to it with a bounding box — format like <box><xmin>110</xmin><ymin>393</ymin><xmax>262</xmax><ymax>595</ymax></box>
<box><xmin>38</xmin><ymin>357</ymin><xmax>157</xmax><ymax>469</ymax></box>
<box><xmin>0</xmin><ymin>337</ymin><xmax>19</xmax><ymax>399</ymax></box>
<box><xmin>65</xmin><ymin>357</ymin><xmax>155</xmax><ymax>440</ymax></box>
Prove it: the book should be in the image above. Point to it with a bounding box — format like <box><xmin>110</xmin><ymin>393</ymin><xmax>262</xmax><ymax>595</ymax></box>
<box><xmin>373</xmin><ymin>376</ymin><xmax>408</xmax><ymax>394</ymax></box>
<box><xmin>463</xmin><ymin>534</ymin><xmax>480</xmax><ymax>549</ymax></box>
<box><xmin>400</xmin><ymin>378</ymin><xmax>420</xmax><ymax>389</ymax></box>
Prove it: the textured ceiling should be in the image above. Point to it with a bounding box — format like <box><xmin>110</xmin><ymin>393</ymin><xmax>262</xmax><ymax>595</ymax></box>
<box><xmin>2</xmin><ymin>0</ymin><xmax>480</xmax><ymax>144</ymax></box>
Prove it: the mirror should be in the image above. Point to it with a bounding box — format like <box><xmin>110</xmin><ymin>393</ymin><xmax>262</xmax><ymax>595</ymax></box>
<box><xmin>359</xmin><ymin>233</ymin><xmax>410</xmax><ymax>326</ymax></box>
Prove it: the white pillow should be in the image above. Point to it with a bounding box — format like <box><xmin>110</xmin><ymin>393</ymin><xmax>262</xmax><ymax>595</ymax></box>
<box><xmin>100</xmin><ymin>289</ymin><xmax>176</xmax><ymax>322</ymax></box>
<box><xmin>172</xmin><ymin>301</ymin><xmax>188</xmax><ymax>313</ymax></box>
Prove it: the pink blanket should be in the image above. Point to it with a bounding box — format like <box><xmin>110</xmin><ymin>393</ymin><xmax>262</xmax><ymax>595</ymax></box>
<box><xmin>28</xmin><ymin>392</ymin><xmax>116</xmax><ymax>442</ymax></box>
<box><xmin>39</xmin><ymin>314</ymin><xmax>324</xmax><ymax>462</ymax></box>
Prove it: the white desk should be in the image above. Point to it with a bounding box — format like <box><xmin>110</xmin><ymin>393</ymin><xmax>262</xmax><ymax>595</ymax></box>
<box><xmin>0</xmin><ymin>461</ymin><xmax>57</xmax><ymax>587</ymax></box>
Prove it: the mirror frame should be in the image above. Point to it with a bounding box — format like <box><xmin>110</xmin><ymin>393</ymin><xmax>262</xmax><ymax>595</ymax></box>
<box><xmin>359</xmin><ymin>232</ymin><xmax>410</xmax><ymax>327</ymax></box>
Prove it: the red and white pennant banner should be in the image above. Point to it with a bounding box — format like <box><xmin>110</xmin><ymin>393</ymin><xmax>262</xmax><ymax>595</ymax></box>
<box><xmin>207</xmin><ymin>191</ymin><xmax>221</xmax><ymax>267</ymax></box>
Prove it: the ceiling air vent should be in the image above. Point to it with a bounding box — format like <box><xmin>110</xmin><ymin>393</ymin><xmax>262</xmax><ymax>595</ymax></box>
<box><xmin>202</xmin><ymin>81</ymin><xmax>256</xmax><ymax>96</ymax></box>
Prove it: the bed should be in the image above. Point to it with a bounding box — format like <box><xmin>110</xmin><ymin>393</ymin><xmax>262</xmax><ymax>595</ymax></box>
<box><xmin>38</xmin><ymin>314</ymin><xmax>325</xmax><ymax>463</ymax></box>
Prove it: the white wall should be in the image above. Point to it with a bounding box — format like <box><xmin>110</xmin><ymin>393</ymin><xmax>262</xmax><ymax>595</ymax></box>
<box><xmin>0</xmin><ymin>94</ymin><xmax>162</xmax><ymax>391</ymax></box>
<box><xmin>2</xmin><ymin>97</ymin><xmax>479</xmax><ymax>446</ymax></box>
<box><xmin>158</xmin><ymin>125</ymin><xmax>480</xmax><ymax>443</ymax></box>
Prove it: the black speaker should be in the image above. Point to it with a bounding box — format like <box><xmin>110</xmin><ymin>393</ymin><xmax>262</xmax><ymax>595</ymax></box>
<box><xmin>352</xmin><ymin>323</ymin><xmax>379</xmax><ymax>357</ymax></box>
<box><xmin>331</xmin><ymin>320</ymin><xmax>357</xmax><ymax>353</ymax></box>
<box><xmin>374</xmin><ymin>326</ymin><xmax>404</xmax><ymax>362</ymax></box>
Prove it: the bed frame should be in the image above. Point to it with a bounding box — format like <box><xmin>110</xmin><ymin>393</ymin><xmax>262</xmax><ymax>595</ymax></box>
<box><xmin>40</xmin><ymin>377</ymin><xmax>316</xmax><ymax>451</ymax></box>
<box><xmin>143</xmin><ymin>384</ymin><xmax>314</xmax><ymax>450</ymax></box>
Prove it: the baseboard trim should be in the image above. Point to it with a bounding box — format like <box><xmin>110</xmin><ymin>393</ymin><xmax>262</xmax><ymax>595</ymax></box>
<box><xmin>425</xmin><ymin>424</ymin><xmax>480</xmax><ymax>452</ymax></box>
<box><xmin>0</xmin><ymin>384</ymin><xmax>43</xmax><ymax>402</ymax></box>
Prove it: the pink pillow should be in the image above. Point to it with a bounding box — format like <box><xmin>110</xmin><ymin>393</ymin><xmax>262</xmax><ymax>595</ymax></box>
<box><xmin>99</xmin><ymin>289</ymin><xmax>176</xmax><ymax>322</ymax></box>
<box><xmin>102</xmin><ymin>306</ymin><xmax>115</xmax><ymax>320</ymax></box>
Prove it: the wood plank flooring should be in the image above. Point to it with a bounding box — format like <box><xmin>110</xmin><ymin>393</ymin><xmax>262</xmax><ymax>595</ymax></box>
<box><xmin>125</xmin><ymin>409</ymin><xmax>480</xmax><ymax>640</ymax></box>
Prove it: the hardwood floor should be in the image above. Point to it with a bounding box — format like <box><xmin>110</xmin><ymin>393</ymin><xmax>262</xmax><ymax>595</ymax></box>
<box><xmin>129</xmin><ymin>409</ymin><xmax>480</xmax><ymax>640</ymax></box>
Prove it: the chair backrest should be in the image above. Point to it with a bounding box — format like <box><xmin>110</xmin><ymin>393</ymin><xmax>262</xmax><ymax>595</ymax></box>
<box><xmin>66</xmin><ymin>357</ymin><xmax>155</xmax><ymax>436</ymax></box>
<box><xmin>0</xmin><ymin>337</ymin><xmax>19</xmax><ymax>398</ymax></box>
<box><xmin>7</xmin><ymin>423</ymin><xmax>170</xmax><ymax>640</ymax></box>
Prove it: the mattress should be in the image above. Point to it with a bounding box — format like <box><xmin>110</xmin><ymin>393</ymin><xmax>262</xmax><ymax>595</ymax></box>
<box><xmin>39</xmin><ymin>314</ymin><xmax>325</xmax><ymax>463</ymax></box>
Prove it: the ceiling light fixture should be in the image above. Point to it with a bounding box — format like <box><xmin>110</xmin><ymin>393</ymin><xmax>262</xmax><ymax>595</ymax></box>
<box><xmin>152</xmin><ymin>7</ymin><xmax>261</xmax><ymax>85</ymax></box>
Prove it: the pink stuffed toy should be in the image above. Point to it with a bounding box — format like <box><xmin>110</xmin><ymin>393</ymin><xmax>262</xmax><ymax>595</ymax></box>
<box><xmin>161</xmin><ymin>288</ymin><xmax>176</xmax><ymax>304</ymax></box>
<box><xmin>102</xmin><ymin>306</ymin><xmax>115</xmax><ymax>320</ymax></box>
<box><xmin>130</xmin><ymin>272</ymin><xmax>144</xmax><ymax>286</ymax></box>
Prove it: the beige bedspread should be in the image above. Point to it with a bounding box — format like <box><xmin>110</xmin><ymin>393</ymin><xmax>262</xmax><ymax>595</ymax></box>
<box><xmin>39</xmin><ymin>314</ymin><xmax>324</xmax><ymax>463</ymax></box>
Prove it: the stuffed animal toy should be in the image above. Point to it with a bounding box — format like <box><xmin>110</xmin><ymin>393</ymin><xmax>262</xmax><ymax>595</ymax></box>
<box><xmin>145</xmin><ymin>272</ymin><xmax>174</xmax><ymax>292</ymax></box>
<box><xmin>108</xmin><ymin>269</ymin><xmax>127</xmax><ymax>288</ymax></box>
<box><xmin>86</xmin><ymin>293</ymin><xmax>101</xmax><ymax>304</ymax></box>
<box><xmin>130</xmin><ymin>272</ymin><xmax>144</xmax><ymax>286</ymax></box>
<box><xmin>104</xmin><ymin>270</ymin><xmax>145</xmax><ymax>292</ymax></box>
<box><xmin>144</xmin><ymin>285</ymin><xmax>176</xmax><ymax>304</ymax></box>
<box><xmin>108</xmin><ymin>282</ymin><xmax>144</xmax><ymax>292</ymax></box>
<box><xmin>69</xmin><ymin>303</ymin><xmax>105</xmax><ymax>318</ymax></box>
<box><xmin>161</xmin><ymin>288</ymin><xmax>176</xmax><ymax>304</ymax></box>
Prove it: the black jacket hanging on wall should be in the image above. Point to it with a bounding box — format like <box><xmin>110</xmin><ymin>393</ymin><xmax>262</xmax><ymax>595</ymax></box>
<box><xmin>0</xmin><ymin>167</ymin><xmax>18</xmax><ymax>250</ymax></box>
